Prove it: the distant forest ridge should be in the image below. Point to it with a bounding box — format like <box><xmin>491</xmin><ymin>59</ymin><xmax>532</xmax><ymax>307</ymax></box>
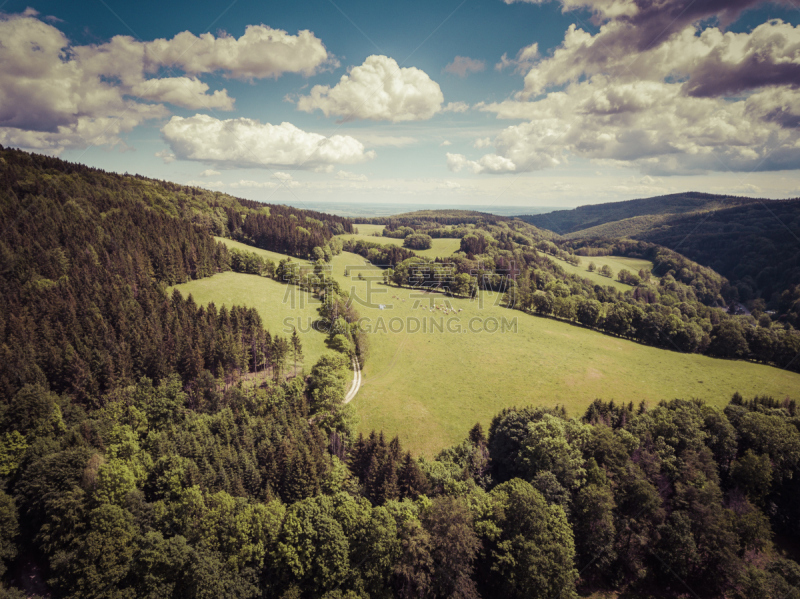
<box><xmin>519</xmin><ymin>192</ymin><xmax>800</xmax><ymax>306</ymax></box>
<box><xmin>515</xmin><ymin>192</ymin><xmax>772</xmax><ymax>235</ymax></box>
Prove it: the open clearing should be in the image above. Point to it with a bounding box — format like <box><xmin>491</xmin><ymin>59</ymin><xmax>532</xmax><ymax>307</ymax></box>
<box><xmin>169</xmin><ymin>271</ymin><xmax>329</xmax><ymax>369</ymax></box>
<box><xmin>338</xmin><ymin>230</ymin><xmax>462</xmax><ymax>260</ymax></box>
<box><xmin>549</xmin><ymin>254</ymin><xmax>656</xmax><ymax>291</ymax></box>
<box><xmin>352</xmin><ymin>224</ymin><xmax>386</xmax><ymax>236</ymax></box>
<box><xmin>173</xmin><ymin>249</ymin><xmax>800</xmax><ymax>456</ymax></box>
<box><xmin>214</xmin><ymin>236</ymin><xmax>311</xmax><ymax>265</ymax></box>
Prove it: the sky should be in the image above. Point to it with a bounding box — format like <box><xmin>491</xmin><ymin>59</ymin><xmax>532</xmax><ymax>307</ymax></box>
<box><xmin>1</xmin><ymin>0</ymin><xmax>800</xmax><ymax>208</ymax></box>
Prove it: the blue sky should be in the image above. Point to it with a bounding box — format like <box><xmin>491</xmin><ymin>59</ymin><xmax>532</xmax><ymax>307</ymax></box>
<box><xmin>1</xmin><ymin>0</ymin><xmax>800</xmax><ymax>208</ymax></box>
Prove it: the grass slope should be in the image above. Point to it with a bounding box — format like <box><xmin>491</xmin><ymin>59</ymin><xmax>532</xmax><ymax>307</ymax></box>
<box><xmin>549</xmin><ymin>255</ymin><xmax>657</xmax><ymax>291</ymax></box>
<box><xmin>214</xmin><ymin>236</ymin><xmax>311</xmax><ymax>265</ymax></box>
<box><xmin>337</xmin><ymin>231</ymin><xmax>462</xmax><ymax>260</ymax></box>
<box><xmin>352</xmin><ymin>224</ymin><xmax>386</xmax><ymax>236</ymax></box>
<box><xmin>169</xmin><ymin>271</ymin><xmax>328</xmax><ymax>369</ymax></box>
<box><xmin>173</xmin><ymin>249</ymin><xmax>800</xmax><ymax>456</ymax></box>
<box><xmin>561</xmin><ymin>214</ymin><xmax>674</xmax><ymax>240</ymax></box>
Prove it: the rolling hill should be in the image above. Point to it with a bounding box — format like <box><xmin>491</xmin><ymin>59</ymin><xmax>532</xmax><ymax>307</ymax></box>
<box><xmin>517</xmin><ymin>192</ymin><xmax>760</xmax><ymax>235</ymax></box>
<box><xmin>173</xmin><ymin>247</ymin><xmax>800</xmax><ymax>456</ymax></box>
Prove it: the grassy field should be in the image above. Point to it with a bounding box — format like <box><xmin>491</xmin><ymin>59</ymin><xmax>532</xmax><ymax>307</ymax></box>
<box><xmin>169</xmin><ymin>271</ymin><xmax>329</xmax><ymax>369</ymax></box>
<box><xmin>352</xmin><ymin>224</ymin><xmax>386</xmax><ymax>236</ymax></box>
<box><xmin>214</xmin><ymin>236</ymin><xmax>311</xmax><ymax>265</ymax></box>
<box><xmin>173</xmin><ymin>249</ymin><xmax>800</xmax><ymax>457</ymax></box>
<box><xmin>549</xmin><ymin>254</ymin><xmax>656</xmax><ymax>291</ymax></box>
<box><xmin>338</xmin><ymin>230</ymin><xmax>463</xmax><ymax>260</ymax></box>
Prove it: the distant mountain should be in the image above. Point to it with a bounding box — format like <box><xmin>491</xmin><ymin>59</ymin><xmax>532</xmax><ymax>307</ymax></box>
<box><xmin>527</xmin><ymin>192</ymin><xmax>800</xmax><ymax>305</ymax></box>
<box><xmin>517</xmin><ymin>192</ymin><xmax>759</xmax><ymax>235</ymax></box>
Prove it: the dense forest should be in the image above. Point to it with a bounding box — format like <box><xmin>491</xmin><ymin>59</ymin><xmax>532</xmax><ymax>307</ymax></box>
<box><xmin>3</xmin><ymin>378</ymin><xmax>800</xmax><ymax>597</ymax></box>
<box><xmin>1</xmin><ymin>148</ymin><xmax>799</xmax><ymax>597</ymax></box>
<box><xmin>633</xmin><ymin>200</ymin><xmax>800</xmax><ymax>305</ymax></box>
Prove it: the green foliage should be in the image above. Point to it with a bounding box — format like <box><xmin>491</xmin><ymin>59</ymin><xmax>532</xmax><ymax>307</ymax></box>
<box><xmin>480</xmin><ymin>479</ymin><xmax>577</xmax><ymax>599</ymax></box>
<box><xmin>0</xmin><ymin>492</ymin><xmax>18</xmax><ymax>577</ymax></box>
<box><xmin>403</xmin><ymin>234</ymin><xmax>433</xmax><ymax>250</ymax></box>
<box><xmin>0</xmin><ymin>433</ymin><xmax>27</xmax><ymax>478</ymax></box>
<box><xmin>520</xmin><ymin>415</ymin><xmax>589</xmax><ymax>490</ymax></box>
<box><xmin>1</xmin><ymin>148</ymin><xmax>799</xmax><ymax>599</ymax></box>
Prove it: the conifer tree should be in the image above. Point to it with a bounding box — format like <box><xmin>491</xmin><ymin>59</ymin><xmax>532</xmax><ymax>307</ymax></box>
<box><xmin>290</xmin><ymin>328</ymin><xmax>304</xmax><ymax>376</ymax></box>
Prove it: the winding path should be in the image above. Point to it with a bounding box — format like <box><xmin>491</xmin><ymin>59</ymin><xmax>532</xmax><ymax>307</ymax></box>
<box><xmin>343</xmin><ymin>357</ymin><xmax>362</xmax><ymax>404</ymax></box>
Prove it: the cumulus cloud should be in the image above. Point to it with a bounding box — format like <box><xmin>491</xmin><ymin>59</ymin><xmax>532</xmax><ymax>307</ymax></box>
<box><xmin>463</xmin><ymin>2</ymin><xmax>800</xmax><ymax>174</ymax></box>
<box><xmin>155</xmin><ymin>150</ymin><xmax>176</xmax><ymax>164</ymax></box>
<box><xmin>440</xmin><ymin>140</ymin><xmax>453</xmax><ymax>146</ymax></box>
<box><xmin>271</xmin><ymin>172</ymin><xmax>301</xmax><ymax>188</ymax></box>
<box><xmin>200</xmin><ymin>169</ymin><xmax>221</xmax><ymax>177</ymax></box>
<box><xmin>443</xmin><ymin>102</ymin><xmax>470</xmax><ymax>113</ymax></box>
<box><xmin>296</xmin><ymin>55</ymin><xmax>444</xmax><ymax>122</ymax></box>
<box><xmin>0</xmin><ymin>11</ymin><xmax>335</xmax><ymax>153</ymax></box>
<box><xmin>161</xmin><ymin>114</ymin><xmax>375</xmax><ymax>169</ymax></box>
<box><xmin>476</xmin><ymin>79</ymin><xmax>800</xmax><ymax>174</ymax></box>
<box><xmin>144</xmin><ymin>25</ymin><xmax>337</xmax><ymax>79</ymax></box>
<box><xmin>446</xmin><ymin>152</ymin><xmax>516</xmax><ymax>174</ymax></box>
<box><xmin>516</xmin><ymin>19</ymin><xmax>800</xmax><ymax>100</ymax></box>
<box><xmin>504</xmin><ymin>0</ymin><xmax>795</xmax><ymax>47</ymax></box>
<box><xmin>444</xmin><ymin>56</ymin><xmax>486</xmax><ymax>77</ymax></box>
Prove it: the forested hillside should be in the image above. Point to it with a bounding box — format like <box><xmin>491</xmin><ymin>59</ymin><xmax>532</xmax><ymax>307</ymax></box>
<box><xmin>1</xmin><ymin>149</ymin><xmax>799</xmax><ymax>598</ymax></box>
<box><xmin>517</xmin><ymin>192</ymin><xmax>759</xmax><ymax>235</ymax></box>
<box><xmin>519</xmin><ymin>191</ymin><xmax>800</xmax><ymax>326</ymax></box>
<box><xmin>633</xmin><ymin>200</ymin><xmax>800</xmax><ymax>306</ymax></box>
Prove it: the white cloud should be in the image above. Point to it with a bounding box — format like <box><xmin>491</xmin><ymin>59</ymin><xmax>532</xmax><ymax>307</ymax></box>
<box><xmin>272</xmin><ymin>171</ymin><xmax>299</xmax><ymax>186</ymax></box>
<box><xmin>155</xmin><ymin>149</ymin><xmax>176</xmax><ymax>164</ymax></box>
<box><xmin>200</xmin><ymin>169</ymin><xmax>221</xmax><ymax>177</ymax></box>
<box><xmin>516</xmin><ymin>20</ymin><xmax>800</xmax><ymax>100</ymax></box>
<box><xmin>440</xmin><ymin>140</ymin><xmax>452</xmax><ymax>146</ymax></box>
<box><xmin>131</xmin><ymin>77</ymin><xmax>234</xmax><ymax>110</ymax></box>
<box><xmin>443</xmin><ymin>101</ymin><xmax>470</xmax><ymax>113</ymax></box>
<box><xmin>495</xmin><ymin>43</ymin><xmax>539</xmax><ymax>73</ymax></box>
<box><xmin>446</xmin><ymin>152</ymin><xmax>516</xmax><ymax>174</ymax></box>
<box><xmin>0</xmin><ymin>13</ymin><xmax>168</xmax><ymax>152</ymax></box>
<box><xmin>437</xmin><ymin>180</ymin><xmax>463</xmax><ymax>190</ymax></box>
<box><xmin>443</xmin><ymin>56</ymin><xmax>486</xmax><ymax>77</ymax></box>
<box><xmin>144</xmin><ymin>25</ymin><xmax>337</xmax><ymax>80</ymax></box>
<box><xmin>296</xmin><ymin>55</ymin><xmax>444</xmax><ymax>122</ymax></box>
<box><xmin>162</xmin><ymin>114</ymin><xmax>376</xmax><ymax>169</ymax></box>
<box><xmin>473</xmin><ymin>137</ymin><xmax>493</xmax><ymax>149</ymax></box>
<box><xmin>467</xmin><ymin>7</ymin><xmax>800</xmax><ymax>174</ymax></box>
<box><xmin>477</xmin><ymin>79</ymin><xmax>800</xmax><ymax>174</ymax></box>
<box><xmin>0</xmin><ymin>11</ymin><xmax>335</xmax><ymax>153</ymax></box>
<box><xmin>335</xmin><ymin>170</ymin><xmax>368</xmax><ymax>181</ymax></box>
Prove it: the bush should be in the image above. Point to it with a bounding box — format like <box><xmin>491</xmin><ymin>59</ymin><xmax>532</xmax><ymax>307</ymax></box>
<box><xmin>403</xmin><ymin>234</ymin><xmax>433</xmax><ymax>250</ymax></box>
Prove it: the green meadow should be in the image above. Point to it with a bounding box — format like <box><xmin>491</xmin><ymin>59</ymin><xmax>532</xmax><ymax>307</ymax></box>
<box><xmin>169</xmin><ymin>271</ymin><xmax>330</xmax><ymax>368</ymax></box>
<box><xmin>339</xmin><ymin>226</ymin><xmax>462</xmax><ymax>260</ymax></box>
<box><xmin>549</xmin><ymin>254</ymin><xmax>656</xmax><ymax>291</ymax></box>
<box><xmin>351</xmin><ymin>224</ymin><xmax>386</xmax><ymax>236</ymax></box>
<box><xmin>173</xmin><ymin>249</ymin><xmax>800</xmax><ymax>456</ymax></box>
<box><xmin>214</xmin><ymin>236</ymin><xmax>310</xmax><ymax>265</ymax></box>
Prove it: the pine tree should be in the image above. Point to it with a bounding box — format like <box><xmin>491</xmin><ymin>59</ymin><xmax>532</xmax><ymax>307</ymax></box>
<box><xmin>290</xmin><ymin>328</ymin><xmax>304</xmax><ymax>377</ymax></box>
<box><xmin>398</xmin><ymin>452</ymin><xmax>430</xmax><ymax>499</ymax></box>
